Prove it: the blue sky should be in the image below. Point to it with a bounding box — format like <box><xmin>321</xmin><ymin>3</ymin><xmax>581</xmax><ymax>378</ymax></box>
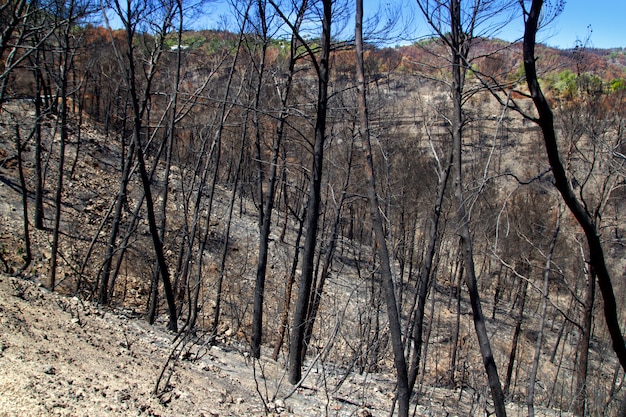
<box><xmin>195</xmin><ymin>0</ymin><xmax>625</xmax><ymax>50</ymax></box>
<box><xmin>527</xmin><ymin>0</ymin><xmax>626</xmax><ymax>49</ymax></box>
<box><xmin>375</xmin><ymin>0</ymin><xmax>626</xmax><ymax>49</ymax></box>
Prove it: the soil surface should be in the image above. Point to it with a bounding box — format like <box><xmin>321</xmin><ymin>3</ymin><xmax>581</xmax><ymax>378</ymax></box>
<box><xmin>0</xmin><ymin>273</ymin><xmax>399</xmax><ymax>416</ymax></box>
<box><xmin>0</xmin><ymin>273</ymin><xmax>574</xmax><ymax>416</ymax></box>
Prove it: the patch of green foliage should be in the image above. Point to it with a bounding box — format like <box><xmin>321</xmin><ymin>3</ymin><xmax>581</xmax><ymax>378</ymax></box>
<box><xmin>543</xmin><ymin>70</ymin><xmax>605</xmax><ymax>99</ymax></box>
<box><xmin>552</xmin><ymin>69</ymin><xmax>578</xmax><ymax>98</ymax></box>
<box><xmin>610</xmin><ymin>78</ymin><xmax>626</xmax><ymax>92</ymax></box>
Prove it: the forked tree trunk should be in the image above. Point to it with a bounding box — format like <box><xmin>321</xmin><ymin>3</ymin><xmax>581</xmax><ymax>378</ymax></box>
<box><xmin>288</xmin><ymin>0</ymin><xmax>332</xmax><ymax>384</ymax></box>
<box><xmin>150</xmin><ymin>0</ymin><xmax>184</xmax><ymax>321</ymax></box>
<box><xmin>120</xmin><ymin>3</ymin><xmax>178</xmax><ymax>331</ymax></box>
<box><xmin>133</xmin><ymin>132</ymin><xmax>178</xmax><ymax>331</ymax></box>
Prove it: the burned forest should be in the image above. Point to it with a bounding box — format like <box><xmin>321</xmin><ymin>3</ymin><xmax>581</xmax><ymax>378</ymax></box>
<box><xmin>1</xmin><ymin>0</ymin><xmax>626</xmax><ymax>415</ymax></box>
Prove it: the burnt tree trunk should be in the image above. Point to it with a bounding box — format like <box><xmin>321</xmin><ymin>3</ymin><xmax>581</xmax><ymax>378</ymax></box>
<box><xmin>523</xmin><ymin>0</ymin><xmax>626</xmax><ymax>372</ymax></box>
<box><xmin>449</xmin><ymin>1</ymin><xmax>506</xmax><ymax>413</ymax></box>
<box><xmin>288</xmin><ymin>0</ymin><xmax>332</xmax><ymax>384</ymax></box>
<box><xmin>504</xmin><ymin>262</ymin><xmax>530</xmax><ymax>396</ymax></box>
<box><xmin>355</xmin><ymin>0</ymin><xmax>409</xmax><ymax>414</ymax></box>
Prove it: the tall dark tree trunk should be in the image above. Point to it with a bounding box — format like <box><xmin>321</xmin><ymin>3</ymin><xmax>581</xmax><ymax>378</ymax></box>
<box><xmin>148</xmin><ymin>0</ymin><xmax>184</xmax><ymax>325</ymax></box>
<box><xmin>288</xmin><ymin>0</ymin><xmax>332</xmax><ymax>384</ymax></box>
<box><xmin>13</xmin><ymin>122</ymin><xmax>32</xmax><ymax>271</ymax></box>
<box><xmin>522</xmin><ymin>0</ymin><xmax>626</xmax><ymax>372</ymax></box>
<box><xmin>252</xmin><ymin>0</ymin><xmax>308</xmax><ymax>359</ymax></box>
<box><xmin>251</xmin><ymin>113</ymin><xmax>289</xmax><ymax>351</ymax></box>
<box><xmin>448</xmin><ymin>1</ymin><xmax>506</xmax><ymax>413</ymax></box>
<box><xmin>49</xmin><ymin>12</ymin><xmax>73</xmax><ymax>290</ymax></box>
<box><xmin>106</xmin><ymin>116</ymin><xmax>173</xmax><ymax>303</ymax></box>
<box><xmin>354</xmin><ymin>0</ymin><xmax>409</xmax><ymax>414</ymax></box>
<box><xmin>32</xmin><ymin>65</ymin><xmax>46</xmax><ymax>230</ymax></box>
<box><xmin>133</xmin><ymin>129</ymin><xmax>178</xmax><ymax>331</ymax></box>
<box><xmin>120</xmin><ymin>3</ymin><xmax>178</xmax><ymax>331</ymax></box>
<box><xmin>249</xmin><ymin>0</ymin><xmax>272</xmax><ymax>358</ymax></box>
